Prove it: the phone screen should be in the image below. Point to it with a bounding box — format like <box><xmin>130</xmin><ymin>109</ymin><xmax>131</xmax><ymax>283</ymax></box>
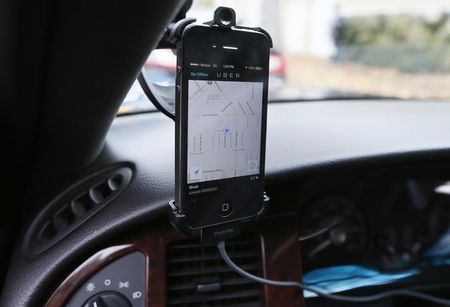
<box><xmin>176</xmin><ymin>25</ymin><xmax>270</xmax><ymax>229</ymax></box>
<box><xmin>187</xmin><ymin>80</ymin><xmax>263</xmax><ymax>183</ymax></box>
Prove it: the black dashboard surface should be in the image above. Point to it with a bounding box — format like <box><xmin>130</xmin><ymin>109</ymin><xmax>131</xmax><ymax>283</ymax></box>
<box><xmin>3</xmin><ymin>100</ymin><xmax>450</xmax><ymax>306</ymax></box>
<box><xmin>263</xmin><ymin>100</ymin><xmax>450</xmax><ymax>178</ymax></box>
<box><xmin>111</xmin><ymin>100</ymin><xmax>450</xmax><ymax>182</ymax></box>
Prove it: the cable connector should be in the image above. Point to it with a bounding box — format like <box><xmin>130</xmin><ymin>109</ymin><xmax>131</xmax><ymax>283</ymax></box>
<box><xmin>201</xmin><ymin>223</ymin><xmax>240</xmax><ymax>244</ymax></box>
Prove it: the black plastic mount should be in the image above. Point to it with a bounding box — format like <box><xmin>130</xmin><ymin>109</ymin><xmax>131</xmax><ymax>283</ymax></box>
<box><xmin>205</xmin><ymin>6</ymin><xmax>237</xmax><ymax>27</ymax></box>
<box><xmin>139</xmin><ymin>6</ymin><xmax>273</xmax><ymax>121</ymax></box>
<box><xmin>165</xmin><ymin>7</ymin><xmax>272</xmax><ymax>240</ymax></box>
<box><xmin>168</xmin><ymin>193</ymin><xmax>270</xmax><ymax>241</ymax></box>
<box><xmin>156</xmin><ymin>6</ymin><xmax>273</xmax><ymax>50</ymax></box>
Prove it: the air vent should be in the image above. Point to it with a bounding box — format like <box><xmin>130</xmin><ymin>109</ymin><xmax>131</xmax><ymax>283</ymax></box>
<box><xmin>30</xmin><ymin>165</ymin><xmax>133</xmax><ymax>253</ymax></box>
<box><xmin>166</xmin><ymin>235</ymin><xmax>262</xmax><ymax>306</ymax></box>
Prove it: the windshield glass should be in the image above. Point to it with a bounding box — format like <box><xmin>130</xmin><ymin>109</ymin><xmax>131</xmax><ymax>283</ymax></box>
<box><xmin>120</xmin><ymin>0</ymin><xmax>450</xmax><ymax>114</ymax></box>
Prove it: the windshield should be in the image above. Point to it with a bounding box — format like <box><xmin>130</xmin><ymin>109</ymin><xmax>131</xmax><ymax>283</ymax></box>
<box><xmin>120</xmin><ymin>0</ymin><xmax>450</xmax><ymax>114</ymax></box>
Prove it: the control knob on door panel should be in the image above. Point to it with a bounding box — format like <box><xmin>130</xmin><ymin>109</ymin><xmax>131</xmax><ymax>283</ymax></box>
<box><xmin>83</xmin><ymin>291</ymin><xmax>131</xmax><ymax>307</ymax></box>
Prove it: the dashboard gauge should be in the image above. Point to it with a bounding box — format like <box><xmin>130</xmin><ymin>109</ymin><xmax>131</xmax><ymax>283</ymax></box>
<box><xmin>299</xmin><ymin>197</ymin><xmax>367</xmax><ymax>269</ymax></box>
<box><xmin>373</xmin><ymin>182</ymin><xmax>450</xmax><ymax>270</ymax></box>
<box><xmin>429</xmin><ymin>198</ymin><xmax>450</xmax><ymax>240</ymax></box>
<box><xmin>413</xmin><ymin>196</ymin><xmax>450</xmax><ymax>259</ymax></box>
<box><xmin>375</xmin><ymin>225</ymin><xmax>426</xmax><ymax>270</ymax></box>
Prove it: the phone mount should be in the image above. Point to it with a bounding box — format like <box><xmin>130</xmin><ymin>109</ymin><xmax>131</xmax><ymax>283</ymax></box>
<box><xmin>164</xmin><ymin>7</ymin><xmax>272</xmax><ymax>242</ymax></box>
<box><xmin>206</xmin><ymin>6</ymin><xmax>236</xmax><ymax>27</ymax></box>
<box><xmin>168</xmin><ymin>193</ymin><xmax>270</xmax><ymax>242</ymax></box>
<box><xmin>163</xmin><ymin>7</ymin><xmax>272</xmax><ymax>49</ymax></box>
<box><xmin>139</xmin><ymin>7</ymin><xmax>273</xmax><ymax>121</ymax></box>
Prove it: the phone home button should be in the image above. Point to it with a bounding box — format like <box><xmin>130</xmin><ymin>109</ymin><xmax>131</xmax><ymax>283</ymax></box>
<box><xmin>220</xmin><ymin>202</ymin><xmax>233</xmax><ymax>217</ymax></box>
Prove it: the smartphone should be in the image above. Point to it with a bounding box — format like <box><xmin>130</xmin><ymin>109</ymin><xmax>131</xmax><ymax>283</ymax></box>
<box><xmin>175</xmin><ymin>23</ymin><xmax>270</xmax><ymax>229</ymax></box>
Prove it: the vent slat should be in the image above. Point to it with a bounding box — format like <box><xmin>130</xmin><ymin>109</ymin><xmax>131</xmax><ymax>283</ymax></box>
<box><xmin>33</xmin><ymin>167</ymin><xmax>132</xmax><ymax>254</ymax></box>
<box><xmin>168</xmin><ymin>251</ymin><xmax>259</xmax><ymax>263</ymax></box>
<box><xmin>166</xmin><ymin>235</ymin><xmax>262</xmax><ymax>306</ymax></box>
<box><xmin>167</xmin><ymin>277</ymin><xmax>259</xmax><ymax>292</ymax></box>
<box><xmin>168</xmin><ymin>240</ymin><xmax>259</xmax><ymax>250</ymax></box>
<box><xmin>167</xmin><ymin>263</ymin><xmax>259</xmax><ymax>277</ymax></box>
<box><xmin>167</xmin><ymin>289</ymin><xmax>260</xmax><ymax>305</ymax></box>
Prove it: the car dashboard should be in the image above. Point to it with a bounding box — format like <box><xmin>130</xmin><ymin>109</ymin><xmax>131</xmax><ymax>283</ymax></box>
<box><xmin>4</xmin><ymin>100</ymin><xmax>450</xmax><ymax>307</ymax></box>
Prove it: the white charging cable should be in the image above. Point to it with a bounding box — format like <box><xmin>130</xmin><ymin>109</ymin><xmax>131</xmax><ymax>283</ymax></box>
<box><xmin>217</xmin><ymin>241</ymin><xmax>450</xmax><ymax>306</ymax></box>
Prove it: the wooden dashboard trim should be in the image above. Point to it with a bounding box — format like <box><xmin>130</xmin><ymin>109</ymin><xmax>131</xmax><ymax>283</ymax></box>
<box><xmin>45</xmin><ymin>221</ymin><xmax>304</xmax><ymax>307</ymax></box>
<box><xmin>46</xmin><ymin>244</ymin><xmax>136</xmax><ymax>307</ymax></box>
<box><xmin>259</xmin><ymin>215</ymin><xmax>304</xmax><ymax>306</ymax></box>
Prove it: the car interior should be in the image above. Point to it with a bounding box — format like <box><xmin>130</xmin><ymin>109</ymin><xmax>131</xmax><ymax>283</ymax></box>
<box><xmin>2</xmin><ymin>0</ymin><xmax>450</xmax><ymax>306</ymax></box>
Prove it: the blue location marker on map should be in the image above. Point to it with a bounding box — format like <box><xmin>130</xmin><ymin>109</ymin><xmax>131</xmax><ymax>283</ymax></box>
<box><xmin>224</xmin><ymin>128</ymin><xmax>231</xmax><ymax>134</ymax></box>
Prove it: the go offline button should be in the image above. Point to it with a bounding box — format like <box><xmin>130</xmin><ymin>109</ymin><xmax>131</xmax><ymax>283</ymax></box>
<box><xmin>220</xmin><ymin>202</ymin><xmax>233</xmax><ymax>217</ymax></box>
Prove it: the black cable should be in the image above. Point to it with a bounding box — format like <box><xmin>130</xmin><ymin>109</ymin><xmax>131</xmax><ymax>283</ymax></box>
<box><xmin>217</xmin><ymin>241</ymin><xmax>450</xmax><ymax>305</ymax></box>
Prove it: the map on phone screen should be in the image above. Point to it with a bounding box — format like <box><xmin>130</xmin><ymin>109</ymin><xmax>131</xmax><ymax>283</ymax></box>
<box><xmin>187</xmin><ymin>80</ymin><xmax>263</xmax><ymax>183</ymax></box>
